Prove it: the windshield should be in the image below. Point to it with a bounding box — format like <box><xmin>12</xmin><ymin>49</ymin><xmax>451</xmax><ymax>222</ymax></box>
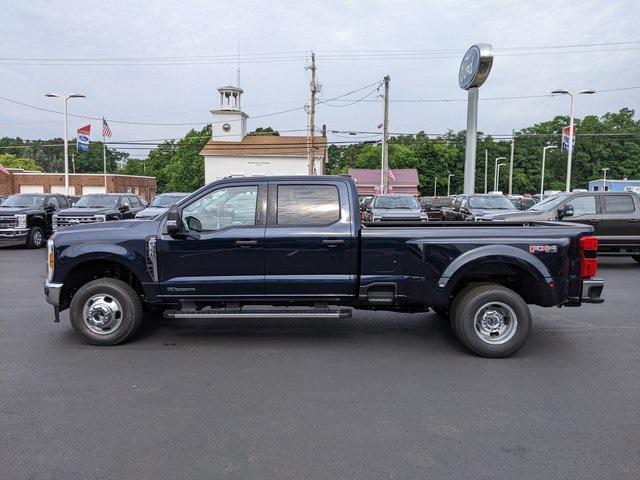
<box><xmin>468</xmin><ymin>195</ymin><xmax>516</xmax><ymax>210</ymax></box>
<box><xmin>373</xmin><ymin>196</ymin><xmax>419</xmax><ymax>209</ymax></box>
<box><xmin>0</xmin><ymin>194</ymin><xmax>46</xmax><ymax>208</ymax></box>
<box><xmin>150</xmin><ymin>194</ymin><xmax>187</xmax><ymax>207</ymax></box>
<box><xmin>529</xmin><ymin>194</ymin><xmax>569</xmax><ymax>211</ymax></box>
<box><xmin>74</xmin><ymin>195</ymin><xmax>119</xmax><ymax>208</ymax></box>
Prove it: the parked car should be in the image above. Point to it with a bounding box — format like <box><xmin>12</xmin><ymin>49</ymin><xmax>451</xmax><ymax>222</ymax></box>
<box><xmin>135</xmin><ymin>192</ymin><xmax>190</xmax><ymax>220</ymax></box>
<box><xmin>508</xmin><ymin>195</ymin><xmax>537</xmax><ymax>211</ymax></box>
<box><xmin>363</xmin><ymin>194</ymin><xmax>428</xmax><ymax>222</ymax></box>
<box><xmin>446</xmin><ymin>194</ymin><xmax>517</xmax><ymax>221</ymax></box>
<box><xmin>44</xmin><ymin>175</ymin><xmax>603</xmax><ymax>357</ymax></box>
<box><xmin>484</xmin><ymin>191</ymin><xmax>640</xmax><ymax>261</ymax></box>
<box><xmin>419</xmin><ymin>196</ymin><xmax>455</xmax><ymax>221</ymax></box>
<box><xmin>53</xmin><ymin>193</ymin><xmax>146</xmax><ymax>230</ymax></box>
<box><xmin>0</xmin><ymin>193</ymin><xmax>70</xmax><ymax>248</ymax></box>
<box><xmin>66</xmin><ymin>195</ymin><xmax>81</xmax><ymax>207</ymax></box>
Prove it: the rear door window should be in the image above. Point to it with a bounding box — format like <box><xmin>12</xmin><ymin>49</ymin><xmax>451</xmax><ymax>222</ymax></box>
<box><xmin>603</xmin><ymin>195</ymin><xmax>635</xmax><ymax>214</ymax></box>
<box><xmin>276</xmin><ymin>185</ymin><xmax>340</xmax><ymax>225</ymax></box>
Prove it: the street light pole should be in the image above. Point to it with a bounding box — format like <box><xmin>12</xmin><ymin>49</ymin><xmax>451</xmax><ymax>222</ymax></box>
<box><xmin>484</xmin><ymin>149</ymin><xmax>488</xmax><ymax>194</ymax></box>
<box><xmin>447</xmin><ymin>174</ymin><xmax>455</xmax><ymax>197</ymax></box>
<box><xmin>540</xmin><ymin>145</ymin><xmax>557</xmax><ymax>201</ymax></box>
<box><xmin>494</xmin><ymin>156</ymin><xmax>506</xmax><ymax>192</ymax></box>
<box><xmin>551</xmin><ymin>89</ymin><xmax>595</xmax><ymax>192</ymax></box>
<box><xmin>434</xmin><ymin>177</ymin><xmax>437</xmax><ymax>196</ymax></box>
<box><xmin>496</xmin><ymin>163</ymin><xmax>506</xmax><ymax>192</ymax></box>
<box><xmin>602</xmin><ymin>167</ymin><xmax>609</xmax><ymax>191</ymax></box>
<box><xmin>45</xmin><ymin>93</ymin><xmax>86</xmax><ymax>195</ymax></box>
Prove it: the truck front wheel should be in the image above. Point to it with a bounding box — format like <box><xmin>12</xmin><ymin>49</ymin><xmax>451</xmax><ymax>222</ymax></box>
<box><xmin>451</xmin><ymin>284</ymin><xmax>531</xmax><ymax>358</ymax></box>
<box><xmin>69</xmin><ymin>278</ymin><xmax>143</xmax><ymax>346</ymax></box>
<box><xmin>27</xmin><ymin>226</ymin><xmax>45</xmax><ymax>249</ymax></box>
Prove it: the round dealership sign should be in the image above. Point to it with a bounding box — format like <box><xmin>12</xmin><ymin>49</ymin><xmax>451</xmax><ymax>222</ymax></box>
<box><xmin>458</xmin><ymin>43</ymin><xmax>493</xmax><ymax>90</ymax></box>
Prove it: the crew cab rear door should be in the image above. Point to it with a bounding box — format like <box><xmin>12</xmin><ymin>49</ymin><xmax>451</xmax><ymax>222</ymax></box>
<box><xmin>264</xmin><ymin>180</ymin><xmax>356</xmax><ymax>299</ymax></box>
<box><xmin>600</xmin><ymin>193</ymin><xmax>640</xmax><ymax>245</ymax></box>
<box><xmin>156</xmin><ymin>182</ymin><xmax>266</xmax><ymax>298</ymax></box>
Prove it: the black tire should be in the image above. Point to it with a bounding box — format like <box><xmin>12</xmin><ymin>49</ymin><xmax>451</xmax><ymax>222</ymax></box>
<box><xmin>632</xmin><ymin>255</ymin><xmax>640</xmax><ymax>263</ymax></box>
<box><xmin>69</xmin><ymin>278</ymin><xmax>143</xmax><ymax>346</ymax></box>
<box><xmin>451</xmin><ymin>284</ymin><xmax>531</xmax><ymax>358</ymax></box>
<box><xmin>26</xmin><ymin>226</ymin><xmax>45</xmax><ymax>249</ymax></box>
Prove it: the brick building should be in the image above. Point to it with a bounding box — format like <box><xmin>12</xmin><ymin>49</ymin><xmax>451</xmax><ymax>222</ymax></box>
<box><xmin>348</xmin><ymin>168</ymin><xmax>420</xmax><ymax>197</ymax></box>
<box><xmin>0</xmin><ymin>168</ymin><xmax>157</xmax><ymax>201</ymax></box>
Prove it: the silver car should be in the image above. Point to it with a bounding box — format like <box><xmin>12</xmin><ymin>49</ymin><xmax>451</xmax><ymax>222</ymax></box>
<box><xmin>365</xmin><ymin>194</ymin><xmax>428</xmax><ymax>222</ymax></box>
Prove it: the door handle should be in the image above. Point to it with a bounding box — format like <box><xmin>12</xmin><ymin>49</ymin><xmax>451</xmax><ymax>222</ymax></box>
<box><xmin>628</xmin><ymin>218</ymin><xmax>640</xmax><ymax>223</ymax></box>
<box><xmin>235</xmin><ymin>240</ymin><xmax>258</xmax><ymax>248</ymax></box>
<box><xmin>322</xmin><ymin>239</ymin><xmax>345</xmax><ymax>247</ymax></box>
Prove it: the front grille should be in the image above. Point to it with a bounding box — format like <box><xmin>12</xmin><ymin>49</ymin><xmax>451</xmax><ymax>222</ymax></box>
<box><xmin>54</xmin><ymin>215</ymin><xmax>99</xmax><ymax>229</ymax></box>
<box><xmin>0</xmin><ymin>215</ymin><xmax>17</xmax><ymax>228</ymax></box>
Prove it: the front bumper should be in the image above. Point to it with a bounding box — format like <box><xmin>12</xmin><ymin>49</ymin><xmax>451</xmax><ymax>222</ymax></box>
<box><xmin>44</xmin><ymin>281</ymin><xmax>63</xmax><ymax>306</ymax></box>
<box><xmin>581</xmin><ymin>278</ymin><xmax>604</xmax><ymax>303</ymax></box>
<box><xmin>0</xmin><ymin>228</ymin><xmax>29</xmax><ymax>245</ymax></box>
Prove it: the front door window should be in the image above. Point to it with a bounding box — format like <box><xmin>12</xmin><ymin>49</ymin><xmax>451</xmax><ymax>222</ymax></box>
<box><xmin>182</xmin><ymin>185</ymin><xmax>258</xmax><ymax>232</ymax></box>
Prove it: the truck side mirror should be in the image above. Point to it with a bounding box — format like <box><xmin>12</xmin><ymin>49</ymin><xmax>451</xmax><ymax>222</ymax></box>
<box><xmin>165</xmin><ymin>204</ymin><xmax>181</xmax><ymax>235</ymax></box>
<box><xmin>559</xmin><ymin>204</ymin><xmax>574</xmax><ymax>219</ymax></box>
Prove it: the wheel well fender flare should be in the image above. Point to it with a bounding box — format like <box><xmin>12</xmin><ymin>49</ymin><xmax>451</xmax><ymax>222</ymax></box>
<box><xmin>437</xmin><ymin>245</ymin><xmax>553</xmax><ymax>291</ymax></box>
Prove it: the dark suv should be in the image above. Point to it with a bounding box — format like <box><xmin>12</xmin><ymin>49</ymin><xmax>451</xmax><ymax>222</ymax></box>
<box><xmin>53</xmin><ymin>193</ymin><xmax>146</xmax><ymax>231</ymax></box>
<box><xmin>484</xmin><ymin>191</ymin><xmax>640</xmax><ymax>261</ymax></box>
<box><xmin>0</xmin><ymin>193</ymin><xmax>70</xmax><ymax>248</ymax></box>
<box><xmin>445</xmin><ymin>194</ymin><xmax>517</xmax><ymax>221</ymax></box>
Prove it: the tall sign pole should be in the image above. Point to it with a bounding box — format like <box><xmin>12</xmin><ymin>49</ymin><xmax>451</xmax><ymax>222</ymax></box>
<box><xmin>381</xmin><ymin>75</ymin><xmax>390</xmax><ymax>194</ymax></box>
<box><xmin>306</xmin><ymin>52</ymin><xmax>317</xmax><ymax>175</ymax></box>
<box><xmin>458</xmin><ymin>44</ymin><xmax>493</xmax><ymax>194</ymax></box>
<box><xmin>508</xmin><ymin>130</ymin><xmax>515</xmax><ymax>195</ymax></box>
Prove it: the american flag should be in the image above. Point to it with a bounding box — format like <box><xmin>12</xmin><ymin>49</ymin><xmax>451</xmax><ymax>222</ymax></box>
<box><xmin>102</xmin><ymin>118</ymin><xmax>112</xmax><ymax>138</ymax></box>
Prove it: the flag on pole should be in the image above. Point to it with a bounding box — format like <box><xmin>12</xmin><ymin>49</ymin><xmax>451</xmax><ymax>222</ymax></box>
<box><xmin>77</xmin><ymin>124</ymin><xmax>91</xmax><ymax>152</ymax></box>
<box><xmin>561</xmin><ymin>125</ymin><xmax>575</xmax><ymax>154</ymax></box>
<box><xmin>102</xmin><ymin>118</ymin><xmax>112</xmax><ymax>138</ymax></box>
<box><xmin>388</xmin><ymin>169</ymin><xmax>396</xmax><ymax>181</ymax></box>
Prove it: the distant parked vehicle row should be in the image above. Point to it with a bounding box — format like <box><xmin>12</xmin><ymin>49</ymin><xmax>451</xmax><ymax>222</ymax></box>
<box><xmin>53</xmin><ymin>193</ymin><xmax>147</xmax><ymax>230</ymax></box>
<box><xmin>135</xmin><ymin>192</ymin><xmax>189</xmax><ymax>220</ymax></box>
<box><xmin>362</xmin><ymin>194</ymin><xmax>428</xmax><ymax>222</ymax></box>
<box><xmin>444</xmin><ymin>194</ymin><xmax>518</xmax><ymax>221</ymax></box>
<box><xmin>419</xmin><ymin>196</ymin><xmax>455</xmax><ymax>221</ymax></box>
<box><xmin>0</xmin><ymin>193</ymin><xmax>70</xmax><ymax>248</ymax></box>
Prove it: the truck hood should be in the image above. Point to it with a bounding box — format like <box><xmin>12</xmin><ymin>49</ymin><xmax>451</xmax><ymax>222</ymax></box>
<box><xmin>56</xmin><ymin>207</ymin><xmax>120</xmax><ymax>216</ymax></box>
<box><xmin>135</xmin><ymin>206</ymin><xmax>167</xmax><ymax>218</ymax></box>
<box><xmin>52</xmin><ymin>218</ymin><xmax>157</xmax><ymax>237</ymax></box>
<box><xmin>0</xmin><ymin>206</ymin><xmax>42</xmax><ymax>215</ymax></box>
<box><xmin>372</xmin><ymin>208</ymin><xmax>423</xmax><ymax>217</ymax></box>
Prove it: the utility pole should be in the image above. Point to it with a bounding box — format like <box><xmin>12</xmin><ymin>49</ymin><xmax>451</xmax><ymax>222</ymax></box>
<box><xmin>306</xmin><ymin>52</ymin><xmax>317</xmax><ymax>175</ymax></box>
<box><xmin>508</xmin><ymin>130</ymin><xmax>515</xmax><ymax>195</ymax></box>
<box><xmin>484</xmin><ymin>149</ymin><xmax>488</xmax><ymax>194</ymax></box>
<box><xmin>381</xmin><ymin>75</ymin><xmax>390</xmax><ymax>194</ymax></box>
<box><xmin>71</xmin><ymin>153</ymin><xmax>76</xmax><ymax>174</ymax></box>
<box><xmin>103</xmin><ymin>137</ymin><xmax>108</xmax><ymax>191</ymax></box>
<box><xmin>433</xmin><ymin>177</ymin><xmax>437</xmax><ymax>196</ymax></box>
<box><xmin>321</xmin><ymin>124</ymin><xmax>327</xmax><ymax>175</ymax></box>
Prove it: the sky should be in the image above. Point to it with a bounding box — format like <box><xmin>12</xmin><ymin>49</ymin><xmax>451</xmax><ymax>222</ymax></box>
<box><xmin>1</xmin><ymin>0</ymin><xmax>639</xmax><ymax>158</ymax></box>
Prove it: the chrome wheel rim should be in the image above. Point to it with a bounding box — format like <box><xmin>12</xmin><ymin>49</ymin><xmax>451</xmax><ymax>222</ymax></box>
<box><xmin>32</xmin><ymin>230</ymin><xmax>43</xmax><ymax>247</ymax></box>
<box><xmin>473</xmin><ymin>301</ymin><xmax>518</xmax><ymax>345</ymax></box>
<box><xmin>82</xmin><ymin>294</ymin><xmax>123</xmax><ymax>335</ymax></box>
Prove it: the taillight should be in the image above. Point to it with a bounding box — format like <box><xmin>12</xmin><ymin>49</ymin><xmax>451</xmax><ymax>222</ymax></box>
<box><xmin>579</xmin><ymin>235</ymin><xmax>598</xmax><ymax>279</ymax></box>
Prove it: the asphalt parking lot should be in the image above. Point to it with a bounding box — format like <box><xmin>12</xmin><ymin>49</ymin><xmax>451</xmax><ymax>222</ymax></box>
<box><xmin>1</xmin><ymin>248</ymin><xmax>638</xmax><ymax>479</ymax></box>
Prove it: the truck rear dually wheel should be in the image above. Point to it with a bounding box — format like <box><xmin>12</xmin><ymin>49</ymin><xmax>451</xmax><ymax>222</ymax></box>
<box><xmin>451</xmin><ymin>284</ymin><xmax>531</xmax><ymax>358</ymax></box>
<box><xmin>69</xmin><ymin>278</ymin><xmax>142</xmax><ymax>346</ymax></box>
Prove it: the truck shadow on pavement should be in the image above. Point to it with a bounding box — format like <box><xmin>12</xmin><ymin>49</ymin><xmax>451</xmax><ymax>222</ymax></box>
<box><xmin>132</xmin><ymin>310</ymin><xmax>469</xmax><ymax>353</ymax></box>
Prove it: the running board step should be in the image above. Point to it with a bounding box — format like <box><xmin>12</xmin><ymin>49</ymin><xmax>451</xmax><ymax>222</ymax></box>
<box><xmin>163</xmin><ymin>309</ymin><xmax>352</xmax><ymax>320</ymax></box>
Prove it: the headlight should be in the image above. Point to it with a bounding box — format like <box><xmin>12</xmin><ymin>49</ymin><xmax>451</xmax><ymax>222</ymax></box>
<box><xmin>46</xmin><ymin>239</ymin><xmax>55</xmax><ymax>281</ymax></box>
<box><xmin>94</xmin><ymin>215</ymin><xmax>106</xmax><ymax>222</ymax></box>
<box><xmin>52</xmin><ymin>214</ymin><xmax>58</xmax><ymax>229</ymax></box>
<box><xmin>15</xmin><ymin>214</ymin><xmax>26</xmax><ymax>229</ymax></box>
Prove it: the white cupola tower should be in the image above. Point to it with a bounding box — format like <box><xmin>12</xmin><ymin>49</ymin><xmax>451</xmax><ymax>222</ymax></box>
<box><xmin>210</xmin><ymin>85</ymin><xmax>248</xmax><ymax>142</ymax></box>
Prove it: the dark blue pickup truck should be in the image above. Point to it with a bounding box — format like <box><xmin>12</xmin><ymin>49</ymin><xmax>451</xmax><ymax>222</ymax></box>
<box><xmin>44</xmin><ymin>176</ymin><xmax>604</xmax><ymax>357</ymax></box>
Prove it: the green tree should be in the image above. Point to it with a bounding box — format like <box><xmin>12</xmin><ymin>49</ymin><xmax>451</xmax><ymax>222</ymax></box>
<box><xmin>0</xmin><ymin>153</ymin><xmax>44</xmax><ymax>171</ymax></box>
